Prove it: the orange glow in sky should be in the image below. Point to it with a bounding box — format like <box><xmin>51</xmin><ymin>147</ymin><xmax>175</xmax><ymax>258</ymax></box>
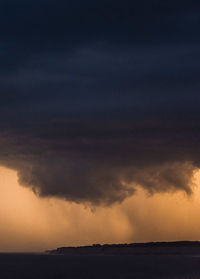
<box><xmin>0</xmin><ymin>167</ymin><xmax>200</xmax><ymax>252</ymax></box>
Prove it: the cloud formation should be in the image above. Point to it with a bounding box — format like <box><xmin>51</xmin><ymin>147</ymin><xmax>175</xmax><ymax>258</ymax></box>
<box><xmin>0</xmin><ymin>0</ymin><xmax>200</xmax><ymax>204</ymax></box>
<box><xmin>1</xmin><ymin>167</ymin><xmax>200</xmax><ymax>252</ymax></box>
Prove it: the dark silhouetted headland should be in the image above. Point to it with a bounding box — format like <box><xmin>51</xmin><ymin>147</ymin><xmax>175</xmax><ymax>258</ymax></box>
<box><xmin>46</xmin><ymin>241</ymin><xmax>200</xmax><ymax>255</ymax></box>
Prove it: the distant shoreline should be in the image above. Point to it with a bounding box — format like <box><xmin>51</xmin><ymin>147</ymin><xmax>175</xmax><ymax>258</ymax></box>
<box><xmin>46</xmin><ymin>241</ymin><xmax>200</xmax><ymax>255</ymax></box>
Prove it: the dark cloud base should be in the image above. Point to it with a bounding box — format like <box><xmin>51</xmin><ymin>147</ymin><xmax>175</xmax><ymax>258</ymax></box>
<box><xmin>0</xmin><ymin>0</ymin><xmax>200</xmax><ymax>204</ymax></box>
<box><xmin>0</xmin><ymin>121</ymin><xmax>198</xmax><ymax>205</ymax></box>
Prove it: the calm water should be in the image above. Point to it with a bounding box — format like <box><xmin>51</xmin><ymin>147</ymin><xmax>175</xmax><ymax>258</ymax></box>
<box><xmin>0</xmin><ymin>253</ymin><xmax>200</xmax><ymax>279</ymax></box>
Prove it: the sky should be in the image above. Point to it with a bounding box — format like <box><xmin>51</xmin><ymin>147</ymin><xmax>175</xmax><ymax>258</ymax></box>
<box><xmin>1</xmin><ymin>167</ymin><xmax>200</xmax><ymax>252</ymax></box>
<box><xmin>0</xmin><ymin>0</ymin><xmax>200</xmax><ymax>251</ymax></box>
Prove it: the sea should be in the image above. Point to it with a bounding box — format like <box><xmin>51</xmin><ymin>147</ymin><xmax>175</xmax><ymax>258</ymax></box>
<box><xmin>0</xmin><ymin>253</ymin><xmax>200</xmax><ymax>278</ymax></box>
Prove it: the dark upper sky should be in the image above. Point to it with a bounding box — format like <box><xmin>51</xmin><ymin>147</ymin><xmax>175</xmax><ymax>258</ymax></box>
<box><xmin>0</xmin><ymin>0</ymin><xmax>200</xmax><ymax>204</ymax></box>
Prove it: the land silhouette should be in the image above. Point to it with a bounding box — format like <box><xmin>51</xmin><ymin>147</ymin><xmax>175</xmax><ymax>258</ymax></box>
<box><xmin>47</xmin><ymin>241</ymin><xmax>200</xmax><ymax>255</ymax></box>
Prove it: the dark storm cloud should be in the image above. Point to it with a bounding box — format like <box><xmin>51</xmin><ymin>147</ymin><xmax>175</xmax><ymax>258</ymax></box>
<box><xmin>0</xmin><ymin>0</ymin><xmax>200</xmax><ymax>204</ymax></box>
